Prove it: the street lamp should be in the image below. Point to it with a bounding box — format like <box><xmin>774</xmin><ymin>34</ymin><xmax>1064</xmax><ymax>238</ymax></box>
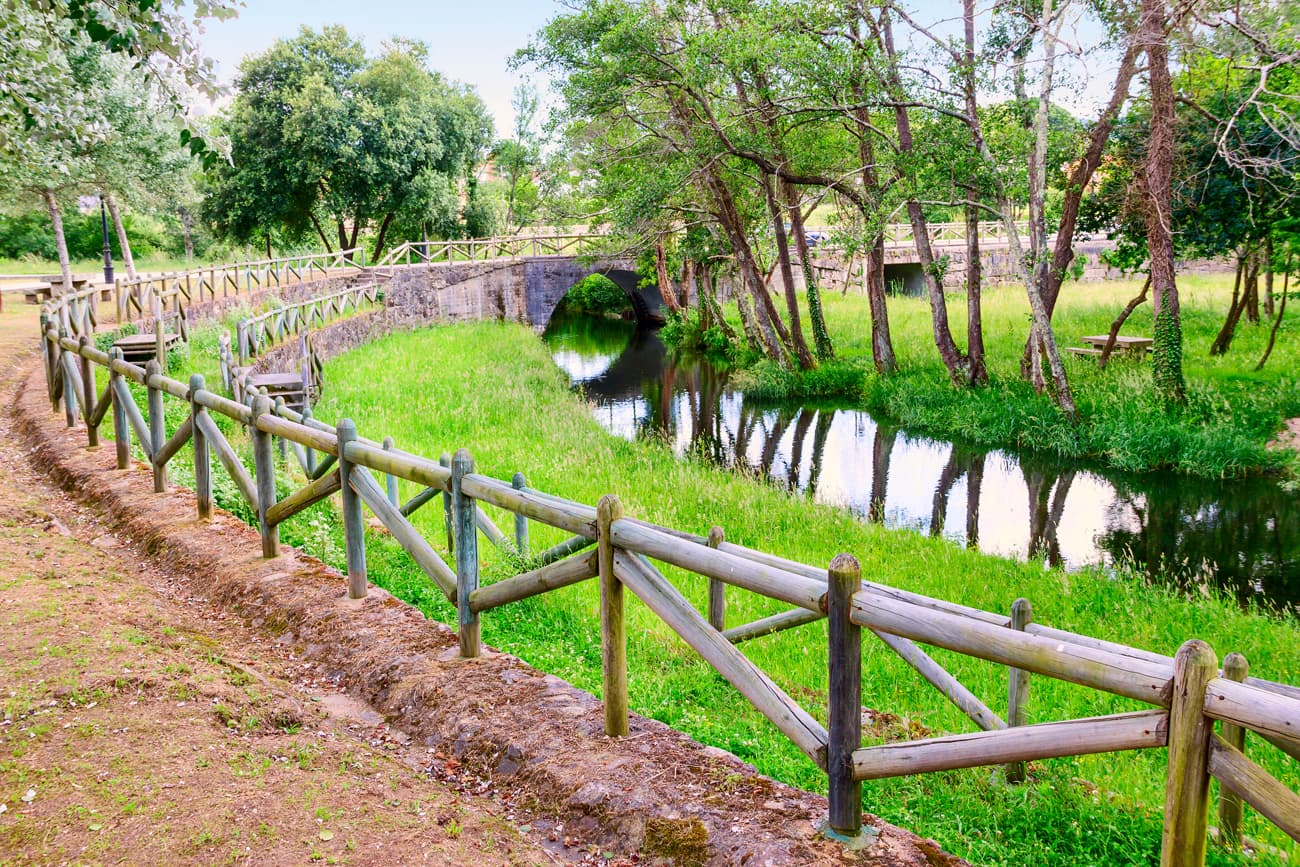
<box><xmin>100</xmin><ymin>196</ymin><xmax>115</xmax><ymax>286</ymax></box>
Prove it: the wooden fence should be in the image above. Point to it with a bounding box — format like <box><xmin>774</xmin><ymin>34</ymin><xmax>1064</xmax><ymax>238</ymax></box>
<box><xmin>114</xmin><ymin>248</ymin><xmax>365</xmax><ymax>328</ymax></box>
<box><xmin>37</xmin><ymin>272</ymin><xmax>1299</xmax><ymax>867</ymax></box>
<box><xmin>231</xmin><ymin>282</ymin><xmax>382</xmax><ymax>366</ymax></box>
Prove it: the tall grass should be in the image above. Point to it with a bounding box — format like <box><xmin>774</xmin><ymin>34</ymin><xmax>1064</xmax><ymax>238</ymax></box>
<box><xmin>289</xmin><ymin>320</ymin><xmax>1300</xmax><ymax>867</ymax></box>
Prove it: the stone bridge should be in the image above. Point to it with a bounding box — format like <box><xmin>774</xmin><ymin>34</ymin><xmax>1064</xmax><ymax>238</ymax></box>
<box><xmin>380</xmin><ymin>254</ymin><xmax>661</xmax><ymax>332</ymax></box>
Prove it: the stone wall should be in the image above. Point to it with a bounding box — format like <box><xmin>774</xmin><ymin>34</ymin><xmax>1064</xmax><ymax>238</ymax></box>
<box><xmin>807</xmin><ymin>239</ymin><xmax>1231</xmax><ymax>295</ymax></box>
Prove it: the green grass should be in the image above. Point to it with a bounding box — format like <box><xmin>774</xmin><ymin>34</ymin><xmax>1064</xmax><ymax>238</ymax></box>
<box><xmin>271</xmin><ymin>319</ymin><xmax>1300</xmax><ymax>867</ymax></box>
<box><xmin>742</xmin><ymin>275</ymin><xmax>1300</xmax><ymax>479</ymax></box>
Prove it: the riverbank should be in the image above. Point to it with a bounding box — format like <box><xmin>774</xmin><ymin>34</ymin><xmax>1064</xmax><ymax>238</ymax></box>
<box><xmin>693</xmin><ymin>274</ymin><xmax>1299</xmax><ymax>479</ymax></box>
<box><xmin>301</xmin><ymin>321</ymin><xmax>1298</xmax><ymax>866</ymax></box>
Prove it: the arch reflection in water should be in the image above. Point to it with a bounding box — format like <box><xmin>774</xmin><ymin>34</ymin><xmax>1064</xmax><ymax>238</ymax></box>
<box><xmin>542</xmin><ymin>310</ymin><xmax>1300</xmax><ymax>610</ymax></box>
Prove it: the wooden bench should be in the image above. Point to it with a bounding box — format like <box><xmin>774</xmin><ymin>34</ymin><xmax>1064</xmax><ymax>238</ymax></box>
<box><xmin>246</xmin><ymin>372</ymin><xmax>308</xmax><ymax>412</ymax></box>
<box><xmin>113</xmin><ymin>332</ymin><xmax>182</xmax><ymax>365</ymax></box>
<box><xmin>23</xmin><ymin>285</ymin><xmax>53</xmax><ymax>304</ymax></box>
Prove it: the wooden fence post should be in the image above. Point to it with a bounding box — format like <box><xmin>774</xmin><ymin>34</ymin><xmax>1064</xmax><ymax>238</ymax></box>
<box><xmin>827</xmin><ymin>553</ymin><xmax>863</xmax><ymax>839</ymax></box>
<box><xmin>707</xmin><ymin>526</ymin><xmax>726</xmax><ymax>631</ymax></box>
<box><xmin>78</xmin><ymin>337</ymin><xmax>97</xmax><ymax>448</ymax></box>
<box><xmin>1217</xmin><ymin>652</ymin><xmax>1249</xmax><ymax>850</ymax></box>
<box><xmin>383</xmin><ymin>437</ymin><xmax>399</xmax><ymax>506</ymax></box>
<box><xmin>337</xmin><ymin>419</ymin><xmax>367</xmax><ymax>598</ymax></box>
<box><xmin>145</xmin><ymin>359</ymin><xmax>167</xmax><ymax>493</ymax></box>
<box><xmin>39</xmin><ymin>314</ymin><xmax>52</xmax><ymax>400</ymax></box>
<box><xmin>440</xmin><ymin>452</ymin><xmax>454</xmax><ymax>553</ymax></box>
<box><xmin>272</xmin><ymin>397</ymin><xmax>288</xmax><ymax>462</ymax></box>
<box><xmin>154</xmin><ymin>317</ymin><xmax>166</xmax><ymax>366</ymax></box>
<box><xmin>190</xmin><ymin>375</ymin><xmax>211</xmax><ymax>520</ymax></box>
<box><xmin>512</xmin><ymin>472</ymin><xmax>529</xmax><ymax>557</ymax></box>
<box><xmin>1006</xmin><ymin>597</ymin><xmax>1033</xmax><ymax>783</ymax></box>
<box><xmin>250</xmin><ymin>394</ymin><xmax>279</xmax><ymax>558</ymax></box>
<box><xmin>1161</xmin><ymin>639</ymin><xmax>1217</xmax><ymax>867</ymax></box>
<box><xmin>61</xmin><ymin>344</ymin><xmax>78</xmax><ymax>428</ymax></box>
<box><xmin>598</xmin><ymin>494</ymin><xmax>628</xmax><ymax>736</ymax></box>
<box><xmin>110</xmin><ymin>348</ymin><xmax>129</xmax><ymax>470</ymax></box>
<box><xmin>302</xmin><ymin>406</ymin><xmax>317</xmax><ymax>476</ymax></box>
<box><xmin>452</xmin><ymin>449</ymin><xmax>480</xmax><ymax>657</ymax></box>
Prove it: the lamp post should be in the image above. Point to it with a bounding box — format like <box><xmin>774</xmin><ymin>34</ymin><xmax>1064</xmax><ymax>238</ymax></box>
<box><xmin>100</xmin><ymin>196</ymin><xmax>114</xmax><ymax>286</ymax></box>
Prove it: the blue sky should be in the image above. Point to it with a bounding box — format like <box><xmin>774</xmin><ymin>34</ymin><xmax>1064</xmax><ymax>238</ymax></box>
<box><xmin>196</xmin><ymin>1</ymin><xmax>567</xmax><ymax>135</ymax></box>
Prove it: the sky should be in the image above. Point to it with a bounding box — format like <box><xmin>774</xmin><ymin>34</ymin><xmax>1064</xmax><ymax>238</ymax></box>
<box><xmin>195</xmin><ymin>1</ymin><xmax>568</xmax><ymax>136</ymax></box>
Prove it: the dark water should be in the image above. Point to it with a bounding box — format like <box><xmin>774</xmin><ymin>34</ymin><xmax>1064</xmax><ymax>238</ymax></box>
<box><xmin>543</xmin><ymin>311</ymin><xmax>1300</xmax><ymax>611</ymax></box>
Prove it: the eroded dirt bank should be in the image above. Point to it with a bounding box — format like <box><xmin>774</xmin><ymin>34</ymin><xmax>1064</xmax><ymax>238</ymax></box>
<box><xmin>11</xmin><ymin>330</ymin><xmax>963</xmax><ymax>865</ymax></box>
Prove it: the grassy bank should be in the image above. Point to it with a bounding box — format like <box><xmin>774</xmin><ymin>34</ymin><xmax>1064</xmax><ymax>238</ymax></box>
<box><xmin>266</xmin><ymin>321</ymin><xmax>1300</xmax><ymax>866</ymax></box>
<box><xmin>715</xmin><ymin>274</ymin><xmax>1299</xmax><ymax>479</ymax></box>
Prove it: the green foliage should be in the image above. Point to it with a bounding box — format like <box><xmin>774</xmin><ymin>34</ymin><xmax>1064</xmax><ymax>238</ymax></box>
<box><xmin>659</xmin><ymin>309</ymin><xmax>747</xmax><ymax>365</ymax></box>
<box><xmin>1152</xmin><ymin>302</ymin><xmax>1186</xmax><ymax>404</ymax></box>
<box><xmin>203</xmin><ymin>27</ymin><xmax>493</xmax><ymax>256</ymax></box>
<box><xmin>93</xmin><ymin>323</ymin><xmax>137</xmax><ymax>355</ymax></box>
<box><xmin>558</xmin><ymin>274</ymin><xmax>631</xmax><ymax>316</ymax></box>
<box><xmin>738</xmin><ymin>359</ymin><xmax>866</xmax><ymax>402</ymax></box>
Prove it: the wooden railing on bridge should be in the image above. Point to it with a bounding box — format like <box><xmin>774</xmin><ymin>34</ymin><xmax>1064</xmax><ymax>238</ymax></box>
<box><xmin>114</xmin><ymin>247</ymin><xmax>366</xmax><ymax>329</ymax></box>
<box><xmin>377</xmin><ymin>234</ymin><xmax>608</xmax><ymax>270</ymax></box>
<box><xmin>36</xmin><ymin>247</ymin><xmax>1297</xmax><ymax>865</ymax></box>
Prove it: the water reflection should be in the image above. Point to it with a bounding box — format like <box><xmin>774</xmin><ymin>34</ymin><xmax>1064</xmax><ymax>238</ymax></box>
<box><xmin>543</xmin><ymin>311</ymin><xmax>1300</xmax><ymax>609</ymax></box>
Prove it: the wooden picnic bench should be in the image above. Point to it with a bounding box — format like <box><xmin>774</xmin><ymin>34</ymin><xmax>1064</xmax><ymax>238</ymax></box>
<box><xmin>113</xmin><ymin>332</ymin><xmax>182</xmax><ymax>365</ymax></box>
<box><xmin>245</xmin><ymin>372</ymin><xmax>308</xmax><ymax>412</ymax></box>
<box><xmin>1067</xmin><ymin>335</ymin><xmax>1153</xmax><ymax>359</ymax></box>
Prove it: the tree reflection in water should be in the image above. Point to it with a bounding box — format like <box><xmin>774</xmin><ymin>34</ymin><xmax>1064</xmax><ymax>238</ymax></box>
<box><xmin>543</xmin><ymin>311</ymin><xmax>1299</xmax><ymax>610</ymax></box>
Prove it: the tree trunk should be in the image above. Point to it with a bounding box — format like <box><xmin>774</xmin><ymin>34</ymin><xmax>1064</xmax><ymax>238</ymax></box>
<box><xmin>697</xmin><ymin>163</ymin><xmax>788</xmax><ymax>363</ymax></box>
<box><xmin>851</xmin><ymin>70</ymin><xmax>896</xmax><ymax>373</ymax></box>
<box><xmin>881</xmin><ymin>11</ymin><xmax>970</xmax><ymax>387</ymax></box>
<box><xmin>783</xmin><ymin>178</ymin><xmax>833</xmax><ymax>361</ymax></box>
<box><xmin>372</xmin><ymin>212</ymin><xmax>396</xmax><ymax>263</ymax></box>
<box><xmin>1256</xmin><ymin>254</ymin><xmax>1289</xmax><ymax>371</ymax></box>
<box><xmin>964</xmin><ymin>196</ymin><xmax>987</xmax><ymax>385</ymax></box>
<box><xmin>1140</xmin><ymin>0</ymin><xmax>1186</xmax><ymax>402</ymax></box>
<box><xmin>265</xmin><ymin>234</ymin><xmax>272</xmax><ymax>262</ymax></box>
<box><xmin>654</xmin><ymin>237</ymin><xmax>682</xmax><ymax>314</ymax></box>
<box><xmin>310</xmin><ymin>214</ymin><xmax>334</xmax><ymax>254</ymax></box>
<box><xmin>43</xmin><ymin>189</ymin><xmax>74</xmax><ymax>296</ymax></box>
<box><xmin>763</xmin><ymin>174</ymin><xmax>814</xmax><ymax>369</ymax></box>
<box><xmin>1098</xmin><ymin>275</ymin><xmax>1152</xmax><ymax>369</ymax></box>
<box><xmin>105</xmin><ymin>195</ymin><xmax>138</xmax><ymax>280</ymax></box>
<box><xmin>865</xmin><ymin>234</ymin><xmax>896</xmax><ymax>374</ymax></box>
<box><xmin>1210</xmin><ymin>256</ymin><xmax>1248</xmax><ymax>356</ymax></box>
<box><xmin>1244</xmin><ymin>250</ymin><xmax>1261</xmax><ymax>325</ymax></box>
<box><xmin>1021</xmin><ymin>0</ymin><xmax>1076</xmax><ymax>417</ymax></box>
<box><xmin>1263</xmin><ymin>237</ymin><xmax>1275</xmax><ymax>318</ymax></box>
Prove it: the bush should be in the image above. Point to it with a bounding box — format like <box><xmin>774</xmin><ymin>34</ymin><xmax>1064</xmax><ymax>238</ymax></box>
<box><xmin>560</xmin><ymin>274</ymin><xmax>631</xmax><ymax>317</ymax></box>
<box><xmin>660</xmin><ymin>308</ymin><xmax>748</xmax><ymax>365</ymax></box>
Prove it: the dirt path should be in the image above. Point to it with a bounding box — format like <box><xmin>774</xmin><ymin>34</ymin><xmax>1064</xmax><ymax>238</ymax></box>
<box><xmin>0</xmin><ymin>305</ymin><xmax>576</xmax><ymax>866</ymax></box>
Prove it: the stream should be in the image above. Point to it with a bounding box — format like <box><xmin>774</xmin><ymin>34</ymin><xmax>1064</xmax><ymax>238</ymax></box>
<box><xmin>543</xmin><ymin>310</ymin><xmax>1300</xmax><ymax>612</ymax></box>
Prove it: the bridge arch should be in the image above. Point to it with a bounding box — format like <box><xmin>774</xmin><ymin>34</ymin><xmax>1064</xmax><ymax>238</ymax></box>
<box><xmin>525</xmin><ymin>258</ymin><xmax>665</xmax><ymax>329</ymax></box>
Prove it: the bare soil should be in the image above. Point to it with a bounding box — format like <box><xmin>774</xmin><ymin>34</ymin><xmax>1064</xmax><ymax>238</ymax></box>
<box><xmin>3</xmin><ymin>302</ymin><xmax>963</xmax><ymax>866</ymax></box>
<box><xmin>0</xmin><ymin>305</ymin><xmax>568</xmax><ymax>866</ymax></box>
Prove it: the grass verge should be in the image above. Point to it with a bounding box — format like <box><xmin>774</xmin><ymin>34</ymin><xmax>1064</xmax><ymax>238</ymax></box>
<box><xmin>701</xmin><ymin>275</ymin><xmax>1299</xmax><ymax>479</ymax></box>
<box><xmin>274</xmin><ymin>320</ymin><xmax>1298</xmax><ymax>867</ymax></box>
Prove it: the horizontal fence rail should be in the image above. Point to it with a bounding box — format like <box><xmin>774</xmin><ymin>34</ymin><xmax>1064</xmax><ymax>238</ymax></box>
<box><xmin>35</xmin><ymin>254</ymin><xmax>1300</xmax><ymax>866</ymax></box>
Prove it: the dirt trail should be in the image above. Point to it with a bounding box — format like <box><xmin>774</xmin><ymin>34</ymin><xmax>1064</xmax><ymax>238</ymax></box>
<box><xmin>0</xmin><ymin>304</ymin><xmax>571</xmax><ymax>866</ymax></box>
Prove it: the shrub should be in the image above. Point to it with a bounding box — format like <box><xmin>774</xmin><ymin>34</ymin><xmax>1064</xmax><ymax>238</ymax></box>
<box><xmin>560</xmin><ymin>274</ymin><xmax>631</xmax><ymax>316</ymax></box>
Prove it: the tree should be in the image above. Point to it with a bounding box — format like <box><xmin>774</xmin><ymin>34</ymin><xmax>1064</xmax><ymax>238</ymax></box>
<box><xmin>494</xmin><ymin>83</ymin><xmax>542</xmax><ymax>233</ymax></box>
<box><xmin>205</xmin><ymin>28</ymin><xmax>492</xmax><ymax>260</ymax></box>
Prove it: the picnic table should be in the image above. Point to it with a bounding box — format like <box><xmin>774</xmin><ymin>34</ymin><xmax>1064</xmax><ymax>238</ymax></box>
<box><xmin>1067</xmin><ymin>334</ymin><xmax>1153</xmax><ymax>358</ymax></box>
<box><xmin>113</xmin><ymin>332</ymin><xmax>182</xmax><ymax>365</ymax></box>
